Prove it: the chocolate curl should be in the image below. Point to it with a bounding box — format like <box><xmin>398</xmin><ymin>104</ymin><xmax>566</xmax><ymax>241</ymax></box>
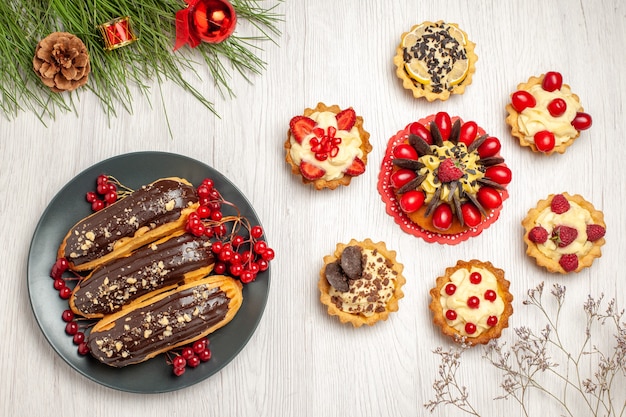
<box><xmin>174</xmin><ymin>0</ymin><xmax>201</xmax><ymax>51</ymax></box>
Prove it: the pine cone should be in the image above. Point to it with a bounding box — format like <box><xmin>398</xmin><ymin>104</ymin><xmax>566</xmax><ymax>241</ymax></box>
<box><xmin>33</xmin><ymin>32</ymin><xmax>91</xmax><ymax>92</ymax></box>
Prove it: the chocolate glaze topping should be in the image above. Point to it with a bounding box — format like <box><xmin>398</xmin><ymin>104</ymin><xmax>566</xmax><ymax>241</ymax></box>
<box><xmin>88</xmin><ymin>282</ymin><xmax>231</xmax><ymax>367</ymax></box>
<box><xmin>72</xmin><ymin>234</ymin><xmax>215</xmax><ymax>316</ymax></box>
<box><xmin>63</xmin><ymin>179</ymin><xmax>197</xmax><ymax>266</ymax></box>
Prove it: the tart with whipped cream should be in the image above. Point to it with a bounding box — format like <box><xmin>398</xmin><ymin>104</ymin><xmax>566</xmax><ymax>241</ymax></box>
<box><xmin>378</xmin><ymin>112</ymin><xmax>511</xmax><ymax>244</ymax></box>
<box><xmin>505</xmin><ymin>71</ymin><xmax>592</xmax><ymax>154</ymax></box>
<box><xmin>522</xmin><ymin>193</ymin><xmax>606</xmax><ymax>273</ymax></box>
<box><xmin>285</xmin><ymin>103</ymin><xmax>372</xmax><ymax>190</ymax></box>
<box><xmin>393</xmin><ymin>21</ymin><xmax>477</xmax><ymax>101</ymax></box>
<box><xmin>319</xmin><ymin>239</ymin><xmax>405</xmax><ymax>327</ymax></box>
<box><xmin>429</xmin><ymin>260</ymin><xmax>513</xmax><ymax>345</ymax></box>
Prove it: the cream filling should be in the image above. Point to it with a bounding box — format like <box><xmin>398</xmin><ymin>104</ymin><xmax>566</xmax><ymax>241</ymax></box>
<box><xmin>289</xmin><ymin>111</ymin><xmax>363</xmax><ymax>181</ymax></box>
<box><xmin>518</xmin><ymin>84</ymin><xmax>582</xmax><ymax>146</ymax></box>
<box><xmin>329</xmin><ymin>249</ymin><xmax>396</xmax><ymax>317</ymax></box>
<box><xmin>418</xmin><ymin>142</ymin><xmax>483</xmax><ymax>203</ymax></box>
<box><xmin>439</xmin><ymin>267</ymin><xmax>504</xmax><ymax>337</ymax></box>
<box><xmin>534</xmin><ymin>201</ymin><xmax>593</xmax><ymax>260</ymax></box>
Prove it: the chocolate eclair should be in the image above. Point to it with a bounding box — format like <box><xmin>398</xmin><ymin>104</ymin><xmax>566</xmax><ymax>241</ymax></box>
<box><xmin>58</xmin><ymin>177</ymin><xmax>199</xmax><ymax>271</ymax></box>
<box><xmin>88</xmin><ymin>275</ymin><xmax>243</xmax><ymax>367</ymax></box>
<box><xmin>70</xmin><ymin>232</ymin><xmax>216</xmax><ymax>319</ymax></box>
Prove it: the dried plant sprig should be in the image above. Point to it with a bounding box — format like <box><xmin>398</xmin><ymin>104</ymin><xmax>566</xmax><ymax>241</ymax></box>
<box><xmin>425</xmin><ymin>282</ymin><xmax>626</xmax><ymax>417</ymax></box>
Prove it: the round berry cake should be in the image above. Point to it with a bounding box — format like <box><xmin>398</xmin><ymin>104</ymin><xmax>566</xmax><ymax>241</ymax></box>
<box><xmin>393</xmin><ymin>21</ymin><xmax>477</xmax><ymax>101</ymax></box>
<box><xmin>429</xmin><ymin>260</ymin><xmax>513</xmax><ymax>345</ymax></box>
<box><xmin>522</xmin><ymin>193</ymin><xmax>606</xmax><ymax>274</ymax></box>
<box><xmin>319</xmin><ymin>238</ymin><xmax>405</xmax><ymax>327</ymax></box>
<box><xmin>378</xmin><ymin>112</ymin><xmax>511</xmax><ymax>244</ymax></box>
<box><xmin>505</xmin><ymin>71</ymin><xmax>592</xmax><ymax>154</ymax></box>
<box><xmin>285</xmin><ymin>103</ymin><xmax>372</xmax><ymax>190</ymax></box>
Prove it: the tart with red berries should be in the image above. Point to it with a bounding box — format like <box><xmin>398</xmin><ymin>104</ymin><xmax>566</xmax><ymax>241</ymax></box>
<box><xmin>522</xmin><ymin>193</ymin><xmax>606</xmax><ymax>273</ymax></box>
<box><xmin>285</xmin><ymin>103</ymin><xmax>372</xmax><ymax>190</ymax></box>
<box><xmin>393</xmin><ymin>21</ymin><xmax>477</xmax><ymax>101</ymax></box>
<box><xmin>505</xmin><ymin>71</ymin><xmax>592</xmax><ymax>154</ymax></box>
<box><xmin>378</xmin><ymin>112</ymin><xmax>511</xmax><ymax>244</ymax></box>
<box><xmin>319</xmin><ymin>238</ymin><xmax>405</xmax><ymax>327</ymax></box>
<box><xmin>429</xmin><ymin>260</ymin><xmax>513</xmax><ymax>345</ymax></box>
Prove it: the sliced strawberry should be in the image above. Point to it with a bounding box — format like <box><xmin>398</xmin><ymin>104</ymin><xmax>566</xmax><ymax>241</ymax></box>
<box><xmin>336</xmin><ymin>108</ymin><xmax>356</xmax><ymax>131</ymax></box>
<box><xmin>290</xmin><ymin>116</ymin><xmax>317</xmax><ymax>144</ymax></box>
<box><xmin>300</xmin><ymin>161</ymin><xmax>325</xmax><ymax>180</ymax></box>
<box><xmin>344</xmin><ymin>157</ymin><xmax>366</xmax><ymax>176</ymax></box>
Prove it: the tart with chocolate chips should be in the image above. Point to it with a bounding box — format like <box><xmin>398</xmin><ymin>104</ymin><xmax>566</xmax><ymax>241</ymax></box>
<box><xmin>319</xmin><ymin>239</ymin><xmax>405</xmax><ymax>327</ymax></box>
<box><xmin>393</xmin><ymin>21</ymin><xmax>477</xmax><ymax>101</ymax></box>
<box><xmin>378</xmin><ymin>112</ymin><xmax>511</xmax><ymax>244</ymax></box>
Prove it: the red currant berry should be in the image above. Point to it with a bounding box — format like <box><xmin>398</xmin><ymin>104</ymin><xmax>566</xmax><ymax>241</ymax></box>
<box><xmin>211</xmin><ymin>241</ymin><xmax>223</xmax><ymax>254</ymax></box>
<box><xmin>458</xmin><ymin>121</ymin><xmax>478</xmax><ymax>147</ymax></box>
<box><xmin>104</xmin><ymin>191</ymin><xmax>117</xmax><ymax>205</ymax></box>
<box><xmin>181</xmin><ymin>347</ymin><xmax>195</xmax><ymax>360</ymax></box>
<box><xmin>250</xmin><ymin>225</ymin><xmax>264</xmax><ymax>239</ymax></box>
<box><xmin>229</xmin><ymin>264</ymin><xmax>243</xmax><ymax>277</ymax></box>
<box><xmin>248</xmin><ymin>262</ymin><xmax>260</xmax><ymax>275</ymax></box>
<box><xmin>487</xmin><ymin>316</ymin><xmax>498</xmax><ymax>327</ymax></box>
<box><xmin>232</xmin><ymin>235</ymin><xmax>245</xmax><ymax>247</ymax></box>
<box><xmin>202</xmin><ymin>178</ymin><xmax>215</xmax><ymax>188</ymax></box>
<box><xmin>193</xmin><ymin>339</ymin><xmax>207</xmax><ymax>354</ymax></box>
<box><xmin>187</xmin><ymin>355</ymin><xmax>201</xmax><ymax>368</ymax></box>
<box><xmin>86</xmin><ymin>191</ymin><xmax>98</xmax><ymax>203</ymax></box>
<box><xmin>107</xmin><ymin>183</ymin><xmax>117</xmax><ymax>193</ymax></box>
<box><xmin>197</xmin><ymin>185</ymin><xmax>211</xmax><ymax>198</ymax></box>
<box><xmin>65</xmin><ymin>321</ymin><xmax>79</xmax><ymax>336</ymax></box>
<box><xmin>59</xmin><ymin>286</ymin><xmax>72</xmax><ymax>299</ymax></box>
<box><xmin>469</xmin><ymin>272</ymin><xmax>482</xmax><ymax>284</ymax></box>
<box><xmin>96</xmin><ymin>174</ymin><xmax>109</xmax><ymax>185</ymax></box>
<box><xmin>62</xmin><ymin>309</ymin><xmax>74</xmax><ymax>322</ymax></box>
<box><xmin>210</xmin><ymin>211</ymin><xmax>223</xmax><ymax>222</ymax></box>
<box><xmin>173</xmin><ymin>366</ymin><xmax>186</xmax><ymax>376</ymax></box>
<box><xmin>196</xmin><ymin>205</ymin><xmax>211</xmax><ymax>219</ymax></box>
<box><xmin>484</xmin><ymin>289</ymin><xmax>497</xmax><ymax>302</ymax></box>
<box><xmin>399</xmin><ymin>190</ymin><xmax>425</xmax><ymax>213</ymax></box>
<box><xmin>214</xmin><ymin>262</ymin><xmax>227</xmax><ymax>274</ymax></box>
<box><xmin>467</xmin><ymin>296</ymin><xmax>480</xmax><ymax>309</ymax></box>
<box><xmin>445</xmin><ymin>283</ymin><xmax>456</xmax><ymax>295</ymax></box>
<box><xmin>541</xmin><ymin>71</ymin><xmax>563</xmax><ymax>92</ymax></box>
<box><xmin>199</xmin><ymin>349</ymin><xmax>212</xmax><ymax>362</ymax></box>
<box><xmin>213</xmin><ymin>224</ymin><xmax>227</xmax><ymax>237</ymax></box>
<box><xmin>534</xmin><ymin>130</ymin><xmax>555</xmax><ymax>152</ymax></box>
<box><xmin>408</xmin><ymin>121</ymin><xmax>433</xmax><ymax>145</ymax></box>
<box><xmin>261</xmin><ymin>248</ymin><xmax>275</xmax><ymax>261</ymax></box>
<box><xmin>91</xmin><ymin>199</ymin><xmax>105</xmax><ymax>212</ymax></box>
<box><xmin>465</xmin><ymin>322</ymin><xmax>477</xmax><ymax>334</ymax></box>
<box><xmin>240</xmin><ymin>270</ymin><xmax>256</xmax><ymax>284</ymax></box>
<box><xmin>77</xmin><ymin>342</ymin><xmax>90</xmax><ymax>355</ymax></box>
<box><xmin>96</xmin><ymin>183</ymin><xmax>109</xmax><ymax>195</ymax></box>
<box><xmin>257</xmin><ymin>259</ymin><xmax>269</xmax><ymax>272</ymax></box>
<box><xmin>254</xmin><ymin>241</ymin><xmax>267</xmax><ymax>254</ymax></box>
<box><xmin>53</xmin><ymin>278</ymin><xmax>66</xmax><ymax>291</ymax></box>
<box><xmin>73</xmin><ymin>332</ymin><xmax>85</xmax><ymax>345</ymax></box>
<box><xmin>445</xmin><ymin>309</ymin><xmax>457</xmax><ymax>321</ymax></box>
<box><xmin>230</xmin><ymin>252</ymin><xmax>242</xmax><ymax>265</ymax></box>
<box><xmin>511</xmin><ymin>90</ymin><xmax>536</xmax><ymax>112</ymax></box>
<box><xmin>547</xmin><ymin>98</ymin><xmax>567</xmax><ymax>117</ymax></box>
<box><xmin>191</xmin><ymin>224</ymin><xmax>206</xmax><ymax>237</ymax></box>
<box><xmin>172</xmin><ymin>355</ymin><xmax>186</xmax><ymax>369</ymax></box>
<box><xmin>571</xmin><ymin>112</ymin><xmax>592</xmax><ymax>130</ymax></box>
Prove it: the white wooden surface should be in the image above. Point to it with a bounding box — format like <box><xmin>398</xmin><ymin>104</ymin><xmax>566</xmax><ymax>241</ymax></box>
<box><xmin>1</xmin><ymin>0</ymin><xmax>625</xmax><ymax>416</ymax></box>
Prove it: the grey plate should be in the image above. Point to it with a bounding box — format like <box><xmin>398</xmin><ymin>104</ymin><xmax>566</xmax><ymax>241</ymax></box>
<box><xmin>27</xmin><ymin>151</ymin><xmax>270</xmax><ymax>393</ymax></box>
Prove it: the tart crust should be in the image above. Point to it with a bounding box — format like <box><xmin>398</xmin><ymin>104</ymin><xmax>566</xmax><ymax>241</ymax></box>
<box><xmin>393</xmin><ymin>21</ymin><xmax>477</xmax><ymax>101</ymax></box>
<box><xmin>522</xmin><ymin>193</ymin><xmax>605</xmax><ymax>273</ymax></box>
<box><xmin>284</xmin><ymin>102</ymin><xmax>372</xmax><ymax>190</ymax></box>
<box><xmin>429</xmin><ymin>260</ymin><xmax>513</xmax><ymax>345</ymax></box>
<box><xmin>319</xmin><ymin>238</ymin><xmax>405</xmax><ymax>327</ymax></box>
<box><xmin>505</xmin><ymin>74</ymin><xmax>583</xmax><ymax>155</ymax></box>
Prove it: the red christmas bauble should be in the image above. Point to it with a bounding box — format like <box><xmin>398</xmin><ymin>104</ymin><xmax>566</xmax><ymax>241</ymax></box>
<box><xmin>190</xmin><ymin>0</ymin><xmax>237</xmax><ymax>43</ymax></box>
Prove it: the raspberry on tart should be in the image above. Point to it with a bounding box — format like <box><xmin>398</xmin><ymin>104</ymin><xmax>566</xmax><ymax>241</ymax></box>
<box><xmin>319</xmin><ymin>239</ymin><xmax>406</xmax><ymax>327</ymax></box>
<box><xmin>285</xmin><ymin>103</ymin><xmax>372</xmax><ymax>190</ymax></box>
<box><xmin>393</xmin><ymin>21</ymin><xmax>478</xmax><ymax>101</ymax></box>
<box><xmin>378</xmin><ymin>112</ymin><xmax>511</xmax><ymax>244</ymax></box>
<box><xmin>522</xmin><ymin>192</ymin><xmax>606</xmax><ymax>274</ymax></box>
<box><xmin>429</xmin><ymin>260</ymin><xmax>513</xmax><ymax>345</ymax></box>
<box><xmin>505</xmin><ymin>71</ymin><xmax>592</xmax><ymax>155</ymax></box>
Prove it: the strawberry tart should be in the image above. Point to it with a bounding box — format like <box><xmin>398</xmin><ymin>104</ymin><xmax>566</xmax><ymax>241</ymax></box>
<box><xmin>429</xmin><ymin>260</ymin><xmax>513</xmax><ymax>345</ymax></box>
<box><xmin>319</xmin><ymin>238</ymin><xmax>405</xmax><ymax>327</ymax></box>
<box><xmin>285</xmin><ymin>103</ymin><xmax>372</xmax><ymax>190</ymax></box>
<box><xmin>505</xmin><ymin>71</ymin><xmax>592</xmax><ymax>154</ymax></box>
<box><xmin>522</xmin><ymin>193</ymin><xmax>606</xmax><ymax>273</ymax></box>
<box><xmin>378</xmin><ymin>112</ymin><xmax>511</xmax><ymax>244</ymax></box>
<box><xmin>393</xmin><ymin>21</ymin><xmax>477</xmax><ymax>101</ymax></box>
